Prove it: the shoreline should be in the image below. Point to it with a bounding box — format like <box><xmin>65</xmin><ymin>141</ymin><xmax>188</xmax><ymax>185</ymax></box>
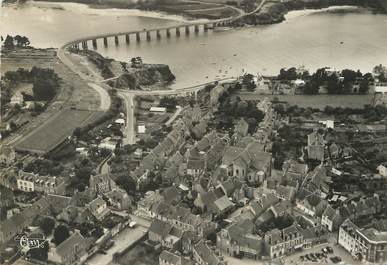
<box><xmin>284</xmin><ymin>5</ymin><xmax>375</xmax><ymax>21</ymax></box>
<box><xmin>3</xmin><ymin>0</ymin><xmax>204</xmax><ymax>23</ymax></box>
<box><xmin>3</xmin><ymin>0</ymin><xmax>383</xmax><ymax>28</ymax></box>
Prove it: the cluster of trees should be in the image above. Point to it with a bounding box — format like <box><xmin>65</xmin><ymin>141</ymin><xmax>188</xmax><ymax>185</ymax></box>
<box><xmin>69</xmin><ymin>158</ymin><xmax>95</xmax><ymax>192</ymax></box>
<box><xmin>277</xmin><ymin>67</ymin><xmax>309</xmax><ymax>81</ymax></box>
<box><xmin>53</xmin><ymin>225</ymin><xmax>70</xmax><ymax>245</ymax></box>
<box><xmin>2</xmin><ymin>35</ymin><xmax>30</xmax><ymax>49</ymax></box>
<box><xmin>3</xmin><ymin>67</ymin><xmax>60</xmax><ymax>101</ymax></box>
<box><xmin>23</xmin><ymin>158</ymin><xmax>64</xmax><ymax>176</ymax></box>
<box><xmin>277</xmin><ymin>67</ymin><xmax>374</xmax><ymax>95</ymax></box>
<box><xmin>159</xmin><ymin>97</ymin><xmax>178</xmax><ymax>111</ymax></box>
<box><xmin>215</xmin><ymin>95</ymin><xmax>264</xmax><ymax>134</ymax></box>
<box><xmin>374</xmin><ymin>64</ymin><xmax>387</xmax><ymax>82</ymax></box>
<box><xmin>241</xmin><ymin>73</ymin><xmax>257</xmax><ymax>91</ymax></box>
<box><xmin>302</xmin><ymin>68</ymin><xmax>373</xmax><ymax>95</ymax></box>
<box><xmin>130</xmin><ymin>56</ymin><xmax>143</xmax><ymax>67</ymax></box>
<box><xmin>27</xmin><ymin>219</ymin><xmax>70</xmax><ymax>261</ymax></box>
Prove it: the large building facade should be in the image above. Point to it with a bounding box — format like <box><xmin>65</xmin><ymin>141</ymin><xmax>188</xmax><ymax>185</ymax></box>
<box><xmin>339</xmin><ymin>219</ymin><xmax>387</xmax><ymax>263</ymax></box>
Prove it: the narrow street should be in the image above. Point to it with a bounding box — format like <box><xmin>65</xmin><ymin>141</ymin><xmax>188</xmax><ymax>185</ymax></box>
<box><xmin>117</xmin><ymin>92</ymin><xmax>136</xmax><ymax>145</ymax></box>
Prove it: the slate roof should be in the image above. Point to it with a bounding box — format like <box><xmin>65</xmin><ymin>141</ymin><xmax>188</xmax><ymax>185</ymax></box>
<box><xmin>161</xmin><ymin>186</ymin><xmax>181</xmax><ymax>205</ymax></box>
<box><xmin>149</xmin><ymin>219</ymin><xmax>173</xmax><ymax>238</ymax></box>
<box><xmin>88</xmin><ymin>197</ymin><xmax>106</xmax><ymax>213</ymax></box>
<box><xmin>159</xmin><ymin>250</ymin><xmax>180</xmax><ymax>264</ymax></box>
<box><xmin>322</xmin><ymin>205</ymin><xmax>340</xmax><ymax>221</ymax></box>
<box><xmin>220</xmin><ymin>178</ymin><xmax>242</xmax><ymax>196</ymax></box>
<box><xmin>194</xmin><ymin>240</ymin><xmax>222</xmax><ymax>265</ymax></box>
<box><xmin>187</xmin><ymin>159</ymin><xmax>206</xmax><ymax>170</ymax></box>
<box><xmin>213</xmin><ymin>196</ymin><xmax>234</xmax><ymax>213</ymax></box>
<box><xmin>55</xmin><ymin>231</ymin><xmax>87</xmax><ymax>258</ymax></box>
<box><xmin>222</xmin><ymin>141</ymin><xmax>271</xmax><ymax>170</ymax></box>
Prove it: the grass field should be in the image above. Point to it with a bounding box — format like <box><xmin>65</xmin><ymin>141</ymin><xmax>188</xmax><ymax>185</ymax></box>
<box><xmin>15</xmin><ymin>109</ymin><xmax>100</xmax><ymax>154</ymax></box>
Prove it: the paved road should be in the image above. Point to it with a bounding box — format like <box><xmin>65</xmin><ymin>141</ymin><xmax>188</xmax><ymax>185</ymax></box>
<box><xmin>57</xmin><ymin>49</ymin><xmax>111</xmax><ymax>111</ymax></box>
<box><xmin>165</xmin><ymin>106</ymin><xmax>183</xmax><ymax>127</ymax></box>
<box><xmin>117</xmin><ymin>92</ymin><xmax>136</xmax><ymax>145</ymax></box>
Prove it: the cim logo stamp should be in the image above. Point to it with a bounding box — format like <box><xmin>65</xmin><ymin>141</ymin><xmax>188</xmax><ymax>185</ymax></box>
<box><xmin>14</xmin><ymin>233</ymin><xmax>46</xmax><ymax>252</ymax></box>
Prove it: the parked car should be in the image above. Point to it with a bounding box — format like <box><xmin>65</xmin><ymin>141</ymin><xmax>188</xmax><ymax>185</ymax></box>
<box><xmin>129</xmin><ymin>221</ymin><xmax>137</xmax><ymax>228</ymax></box>
<box><xmin>103</xmin><ymin>240</ymin><xmax>115</xmax><ymax>251</ymax></box>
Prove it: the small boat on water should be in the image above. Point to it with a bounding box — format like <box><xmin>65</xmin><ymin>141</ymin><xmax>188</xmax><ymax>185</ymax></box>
<box><xmin>214</xmin><ymin>26</ymin><xmax>231</xmax><ymax>32</ymax></box>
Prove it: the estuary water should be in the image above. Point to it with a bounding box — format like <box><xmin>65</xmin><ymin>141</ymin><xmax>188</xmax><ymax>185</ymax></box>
<box><xmin>1</xmin><ymin>2</ymin><xmax>387</xmax><ymax>88</ymax></box>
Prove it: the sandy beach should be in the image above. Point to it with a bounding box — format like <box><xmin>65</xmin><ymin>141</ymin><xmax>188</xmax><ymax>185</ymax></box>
<box><xmin>22</xmin><ymin>0</ymin><xmax>210</xmax><ymax>22</ymax></box>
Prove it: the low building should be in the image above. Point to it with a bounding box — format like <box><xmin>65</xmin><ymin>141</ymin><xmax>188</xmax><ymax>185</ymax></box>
<box><xmin>149</xmin><ymin>219</ymin><xmax>183</xmax><ymax>250</ymax></box>
<box><xmin>10</xmin><ymin>92</ymin><xmax>24</xmax><ymax>106</ymax></box>
<box><xmin>150</xmin><ymin>106</ymin><xmax>167</xmax><ymax>113</ymax></box>
<box><xmin>0</xmin><ymin>197</ymin><xmax>50</xmax><ymax>243</ymax></box>
<box><xmin>296</xmin><ymin>193</ymin><xmax>327</xmax><ymax>218</ymax></box>
<box><xmin>0</xmin><ymin>145</ymin><xmax>16</xmax><ymax>165</ymax></box>
<box><xmin>87</xmin><ymin>196</ymin><xmax>110</xmax><ymax>220</ymax></box>
<box><xmin>48</xmin><ymin>231</ymin><xmax>91</xmax><ymax>265</ymax></box>
<box><xmin>217</xmin><ymin>219</ymin><xmax>263</xmax><ymax>260</ymax></box>
<box><xmin>159</xmin><ymin>250</ymin><xmax>192</xmax><ymax>265</ymax></box>
<box><xmin>105</xmin><ymin>188</ymin><xmax>131</xmax><ymax>211</ymax></box>
<box><xmin>137</xmin><ymin>123</ymin><xmax>146</xmax><ymax>134</ymax></box>
<box><xmin>321</xmin><ymin>205</ymin><xmax>343</xmax><ymax>232</ymax></box>
<box><xmin>193</xmin><ymin>240</ymin><xmax>226</xmax><ymax>265</ymax></box>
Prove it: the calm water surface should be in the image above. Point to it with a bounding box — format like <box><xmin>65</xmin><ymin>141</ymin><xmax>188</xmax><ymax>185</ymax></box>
<box><xmin>1</xmin><ymin>2</ymin><xmax>387</xmax><ymax>88</ymax></box>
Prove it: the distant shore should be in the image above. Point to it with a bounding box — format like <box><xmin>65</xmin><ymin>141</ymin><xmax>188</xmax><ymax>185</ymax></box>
<box><xmin>284</xmin><ymin>5</ymin><xmax>376</xmax><ymax>21</ymax></box>
<box><xmin>3</xmin><ymin>0</ymin><xmax>385</xmax><ymax>27</ymax></box>
<box><xmin>2</xmin><ymin>0</ymin><xmax>201</xmax><ymax>22</ymax></box>
<box><xmin>241</xmin><ymin>0</ymin><xmax>384</xmax><ymax>25</ymax></box>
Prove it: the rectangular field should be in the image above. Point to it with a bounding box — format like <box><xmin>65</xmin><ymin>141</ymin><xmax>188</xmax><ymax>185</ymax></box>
<box><xmin>15</xmin><ymin>109</ymin><xmax>101</xmax><ymax>155</ymax></box>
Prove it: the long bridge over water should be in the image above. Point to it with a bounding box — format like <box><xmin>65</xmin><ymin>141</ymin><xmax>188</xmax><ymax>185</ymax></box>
<box><xmin>62</xmin><ymin>0</ymin><xmax>267</xmax><ymax>50</ymax></box>
<box><xmin>70</xmin><ymin>21</ymin><xmax>230</xmax><ymax>50</ymax></box>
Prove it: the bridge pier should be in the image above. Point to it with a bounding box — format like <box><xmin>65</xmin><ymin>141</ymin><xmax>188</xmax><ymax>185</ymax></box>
<box><xmin>204</xmin><ymin>24</ymin><xmax>208</xmax><ymax>32</ymax></box>
<box><xmin>114</xmin><ymin>36</ymin><xmax>119</xmax><ymax>45</ymax></box>
<box><xmin>92</xmin><ymin>39</ymin><xmax>97</xmax><ymax>49</ymax></box>
<box><xmin>125</xmin><ymin>34</ymin><xmax>130</xmax><ymax>44</ymax></box>
<box><xmin>176</xmin><ymin>27</ymin><xmax>180</xmax><ymax>37</ymax></box>
<box><xmin>81</xmin><ymin>41</ymin><xmax>88</xmax><ymax>50</ymax></box>
<box><xmin>194</xmin><ymin>25</ymin><xmax>199</xmax><ymax>34</ymax></box>
<box><xmin>146</xmin><ymin>31</ymin><xmax>151</xmax><ymax>41</ymax></box>
<box><xmin>156</xmin><ymin>30</ymin><xmax>161</xmax><ymax>40</ymax></box>
<box><xmin>185</xmin><ymin>26</ymin><xmax>190</xmax><ymax>35</ymax></box>
<box><xmin>166</xmin><ymin>29</ymin><xmax>171</xmax><ymax>38</ymax></box>
<box><xmin>136</xmin><ymin>32</ymin><xmax>141</xmax><ymax>42</ymax></box>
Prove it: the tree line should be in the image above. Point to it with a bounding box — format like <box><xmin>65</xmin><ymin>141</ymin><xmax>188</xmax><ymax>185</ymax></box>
<box><xmin>277</xmin><ymin>67</ymin><xmax>374</xmax><ymax>95</ymax></box>
<box><xmin>2</xmin><ymin>67</ymin><xmax>60</xmax><ymax>101</ymax></box>
<box><xmin>2</xmin><ymin>35</ymin><xmax>30</xmax><ymax>49</ymax></box>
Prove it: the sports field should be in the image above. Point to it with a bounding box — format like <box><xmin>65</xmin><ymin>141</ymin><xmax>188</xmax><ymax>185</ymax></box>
<box><xmin>15</xmin><ymin>109</ymin><xmax>101</xmax><ymax>155</ymax></box>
